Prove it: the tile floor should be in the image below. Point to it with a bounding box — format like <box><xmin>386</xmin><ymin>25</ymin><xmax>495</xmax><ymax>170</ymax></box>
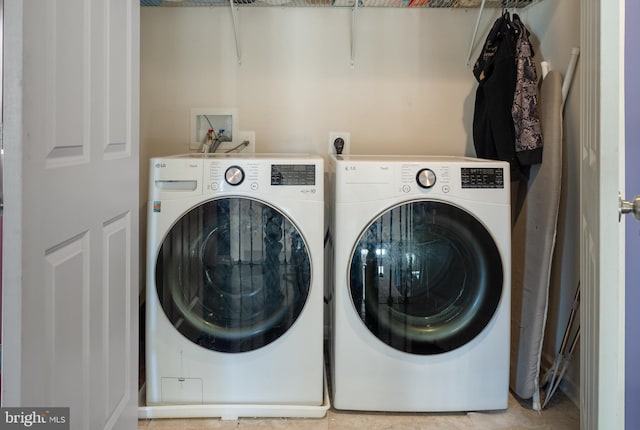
<box><xmin>138</xmin><ymin>391</ymin><xmax>579</xmax><ymax>429</ymax></box>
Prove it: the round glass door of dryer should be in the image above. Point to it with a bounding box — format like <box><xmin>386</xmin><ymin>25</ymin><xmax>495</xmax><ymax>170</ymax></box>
<box><xmin>155</xmin><ymin>197</ymin><xmax>311</xmax><ymax>353</ymax></box>
<box><xmin>348</xmin><ymin>200</ymin><xmax>503</xmax><ymax>355</ymax></box>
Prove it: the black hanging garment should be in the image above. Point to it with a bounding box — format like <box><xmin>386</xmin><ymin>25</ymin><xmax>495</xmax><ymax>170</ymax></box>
<box><xmin>472</xmin><ymin>13</ymin><xmax>542</xmax><ymax>181</ymax></box>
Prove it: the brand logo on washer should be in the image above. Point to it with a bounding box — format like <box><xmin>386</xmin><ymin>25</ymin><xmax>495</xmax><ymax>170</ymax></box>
<box><xmin>155</xmin><ymin>162</ymin><xmax>166</xmax><ymax>168</ymax></box>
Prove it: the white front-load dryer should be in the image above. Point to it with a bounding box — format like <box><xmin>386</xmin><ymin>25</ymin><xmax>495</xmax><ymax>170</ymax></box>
<box><xmin>146</xmin><ymin>153</ymin><xmax>324</xmax><ymax>408</ymax></box>
<box><xmin>329</xmin><ymin>155</ymin><xmax>510</xmax><ymax>412</ymax></box>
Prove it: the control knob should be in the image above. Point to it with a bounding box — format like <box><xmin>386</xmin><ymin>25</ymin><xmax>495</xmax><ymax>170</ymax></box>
<box><xmin>225</xmin><ymin>165</ymin><xmax>245</xmax><ymax>186</ymax></box>
<box><xmin>416</xmin><ymin>168</ymin><xmax>436</xmax><ymax>189</ymax></box>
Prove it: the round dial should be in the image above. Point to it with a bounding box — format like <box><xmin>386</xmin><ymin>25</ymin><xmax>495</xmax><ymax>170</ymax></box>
<box><xmin>416</xmin><ymin>168</ymin><xmax>436</xmax><ymax>189</ymax></box>
<box><xmin>225</xmin><ymin>165</ymin><xmax>245</xmax><ymax>186</ymax></box>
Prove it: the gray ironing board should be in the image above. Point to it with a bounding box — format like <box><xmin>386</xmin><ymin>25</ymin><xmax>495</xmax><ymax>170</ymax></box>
<box><xmin>509</xmin><ymin>69</ymin><xmax>564</xmax><ymax>409</ymax></box>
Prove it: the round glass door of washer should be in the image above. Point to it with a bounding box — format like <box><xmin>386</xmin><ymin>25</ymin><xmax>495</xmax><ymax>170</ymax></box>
<box><xmin>155</xmin><ymin>197</ymin><xmax>311</xmax><ymax>353</ymax></box>
<box><xmin>349</xmin><ymin>200</ymin><xmax>503</xmax><ymax>355</ymax></box>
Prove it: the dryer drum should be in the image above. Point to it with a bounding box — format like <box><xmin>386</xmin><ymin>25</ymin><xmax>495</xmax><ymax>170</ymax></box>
<box><xmin>155</xmin><ymin>197</ymin><xmax>312</xmax><ymax>353</ymax></box>
<box><xmin>349</xmin><ymin>200</ymin><xmax>503</xmax><ymax>355</ymax></box>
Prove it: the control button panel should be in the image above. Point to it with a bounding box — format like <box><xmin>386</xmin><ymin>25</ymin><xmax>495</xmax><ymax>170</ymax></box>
<box><xmin>416</xmin><ymin>168</ymin><xmax>436</xmax><ymax>189</ymax></box>
<box><xmin>271</xmin><ymin>164</ymin><xmax>316</xmax><ymax>186</ymax></box>
<box><xmin>225</xmin><ymin>165</ymin><xmax>245</xmax><ymax>186</ymax></box>
<box><xmin>461</xmin><ymin>167</ymin><xmax>505</xmax><ymax>189</ymax></box>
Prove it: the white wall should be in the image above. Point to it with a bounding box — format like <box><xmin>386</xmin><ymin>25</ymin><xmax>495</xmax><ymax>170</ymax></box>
<box><xmin>141</xmin><ymin>7</ymin><xmax>485</xmax><ymax>169</ymax></box>
<box><xmin>140</xmin><ymin>0</ymin><xmax>581</xmax><ymax>404</ymax></box>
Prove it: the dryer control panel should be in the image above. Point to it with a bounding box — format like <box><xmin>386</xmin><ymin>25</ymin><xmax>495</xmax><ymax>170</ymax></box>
<box><xmin>461</xmin><ymin>167</ymin><xmax>505</xmax><ymax>189</ymax></box>
<box><xmin>332</xmin><ymin>155</ymin><xmax>510</xmax><ymax>206</ymax></box>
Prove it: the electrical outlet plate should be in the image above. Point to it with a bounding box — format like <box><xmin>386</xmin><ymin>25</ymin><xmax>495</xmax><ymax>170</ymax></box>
<box><xmin>328</xmin><ymin>131</ymin><xmax>351</xmax><ymax>155</ymax></box>
<box><xmin>190</xmin><ymin>108</ymin><xmax>238</xmax><ymax>151</ymax></box>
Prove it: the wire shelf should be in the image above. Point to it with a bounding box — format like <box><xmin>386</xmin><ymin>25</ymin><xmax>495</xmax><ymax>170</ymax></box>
<box><xmin>142</xmin><ymin>0</ymin><xmax>534</xmax><ymax>7</ymax></box>
<box><xmin>142</xmin><ymin>0</ymin><xmax>538</xmax><ymax>65</ymax></box>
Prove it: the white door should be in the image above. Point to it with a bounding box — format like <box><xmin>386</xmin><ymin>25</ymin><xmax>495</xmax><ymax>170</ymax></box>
<box><xmin>2</xmin><ymin>1</ymin><xmax>140</xmax><ymax>429</ymax></box>
<box><xmin>581</xmin><ymin>0</ymin><xmax>626</xmax><ymax>428</ymax></box>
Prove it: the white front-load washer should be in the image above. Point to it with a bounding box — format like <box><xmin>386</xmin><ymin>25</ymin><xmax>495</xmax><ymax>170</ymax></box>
<box><xmin>146</xmin><ymin>153</ymin><xmax>324</xmax><ymax>408</ymax></box>
<box><xmin>329</xmin><ymin>155</ymin><xmax>510</xmax><ymax>412</ymax></box>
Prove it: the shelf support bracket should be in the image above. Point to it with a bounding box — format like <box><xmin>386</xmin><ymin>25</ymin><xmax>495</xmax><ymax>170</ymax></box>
<box><xmin>229</xmin><ymin>0</ymin><xmax>242</xmax><ymax>65</ymax></box>
<box><xmin>465</xmin><ymin>0</ymin><xmax>487</xmax><ymax>68</ymax></box>
<box><xmin>350</xmin><ymin>0</ymin><xmax>359</xmax><ymax>67</ymax></box>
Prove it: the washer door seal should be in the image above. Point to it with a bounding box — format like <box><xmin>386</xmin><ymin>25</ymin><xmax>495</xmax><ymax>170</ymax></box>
<box><xmin>155</xmin><ymin>197</ymin><xmax>312</xmax><ymax>353</ymax></box>
<box><xmin>348</xmin><ymin>200</ymin><xmax>503</xmax><ymax>355</ymax></box>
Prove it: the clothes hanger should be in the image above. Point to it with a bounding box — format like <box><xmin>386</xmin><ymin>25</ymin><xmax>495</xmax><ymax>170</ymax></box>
<box><xmin>512</xmin><ymin>0</ymin><xmax>522</xmax><ymax>18</ymax></box>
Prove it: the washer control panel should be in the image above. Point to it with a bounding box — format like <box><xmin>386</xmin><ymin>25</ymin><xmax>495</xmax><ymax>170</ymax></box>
<box><xmin>271</xmin><ymin>164</ymin><xmax>316</xmax><ymax>186</ymax></box>
<box><xmin>151</xmin><ymin>154</ymin><xmax>324</xmax><ymax>201</ymax></box>
<box><xmin>203</xmin><ymin>157</ymin><xmax>321</xmax><ymax>199</ymax></box>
